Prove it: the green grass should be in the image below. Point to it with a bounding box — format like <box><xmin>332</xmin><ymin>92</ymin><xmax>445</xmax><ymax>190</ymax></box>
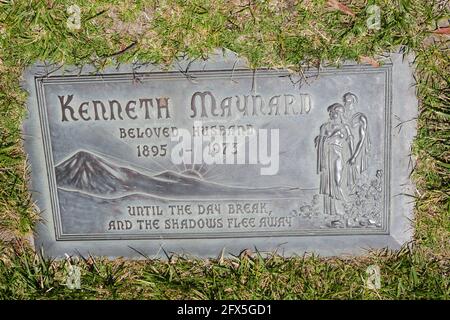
<box><xmin>0</xmin><ymin>0</ymin><xmax>449</xmax><ymax>299</ymax></box>
<box><xmin>0</xmin><ymin>245</ymin><xmax>448</xmax><ymax>299</ymax></box>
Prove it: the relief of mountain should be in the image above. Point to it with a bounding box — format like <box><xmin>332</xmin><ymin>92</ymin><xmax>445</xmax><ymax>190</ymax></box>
<box><xmin>55</xmin><ymin>150</ymin><xmax>300</xmax><ymax>199</ymax></box>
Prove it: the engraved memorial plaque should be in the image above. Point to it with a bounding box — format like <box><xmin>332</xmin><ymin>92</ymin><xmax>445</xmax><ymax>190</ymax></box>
<box><xmin>23</xmin><ymin>50</ymin><xmax>418</xmax><ymax>257</ymax></box>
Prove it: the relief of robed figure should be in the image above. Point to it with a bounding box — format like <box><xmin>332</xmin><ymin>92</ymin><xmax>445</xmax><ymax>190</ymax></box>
<box><xmin>343</xmin><ymin>92</ymin><xmax>371</xmax><ymax>188</ymax></box>
<box><xmin>315</xmin><ymin>103</ymin><xmax>354</xmax><ymax>215</ymax></box>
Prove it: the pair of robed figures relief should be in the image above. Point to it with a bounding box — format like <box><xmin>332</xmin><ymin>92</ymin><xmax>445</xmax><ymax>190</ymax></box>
<box><xmin>315</xmin><ymin>92</ymin><xmax>371</xmax><ymax>215</ymax></box>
